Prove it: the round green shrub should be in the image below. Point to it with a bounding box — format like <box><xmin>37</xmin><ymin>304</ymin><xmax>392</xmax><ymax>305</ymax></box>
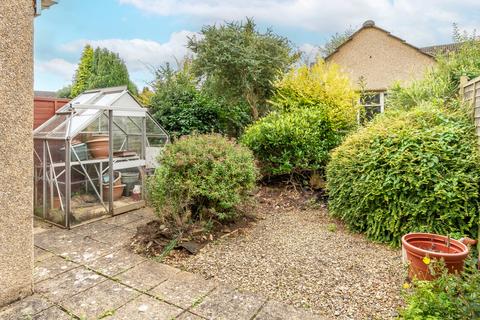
<box><xmin>327</xmin><ymin>105</ymin><xmax>480</xmax><ymax>246</ymax></box>
<box><xmin>149</xmin><ymin>134</ymin><xmax>258</xmax><ymax>226</ymax></box>
<box><xmin>241</xmin><ymin>107</ymin><xmax>344</xmax><ymax>176</ymax></box>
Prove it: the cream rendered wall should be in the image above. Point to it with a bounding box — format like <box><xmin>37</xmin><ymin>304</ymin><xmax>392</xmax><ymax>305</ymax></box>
<box><xmin>327</xmin><ymin>27</ymin><xmax>437</xmax><ymax>91</ymax></box>
<box><xmin>0</xmin><ymin>0</ymin><xmax>34</xmax><ymax>306</ymax></box>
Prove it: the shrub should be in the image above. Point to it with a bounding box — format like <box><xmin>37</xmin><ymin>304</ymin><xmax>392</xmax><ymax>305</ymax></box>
<box><xmin>387</xmin><ymin>34</ymin><xmax>480</xmax><ymax>110</ymax></box>
<box><xmin>150</xmin><ymin>62</ymin><xmax>251</xmax><ymax>138</ymax></box>
<box><xmin>326</xmin><ymin>105</ymin><xmax>480</xmax><ymax>246</ymax></box>
<box><xmin>270</xmin><ymin>60</ymin><xmax>359</xmax><ymax>131</ymax></box>
<box><xmin>400</xmin><ymin>259</ymin><xmax>480</xmax><ymax>319</ymax></box>
<box><xmin>149</xmin><ymin>134</ymin><xmax>258</xmax><ymax>226</ymax></box>
<box><xmin>242</xmin><ymin>107</ymin><xmax>342</xmax><ymax>176</ymax></box>
<box><xmin>242</xmin><ymin>60</ymin><xmax>359</xmax><ymax>177</ymax></box>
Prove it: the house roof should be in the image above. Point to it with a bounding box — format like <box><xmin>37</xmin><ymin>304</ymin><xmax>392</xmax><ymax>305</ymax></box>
<box><xmin>420</xmin><ymin>43</ymin><xmax>462</xmax><ymax>55</ymax></box>
<box><xmin>34</xmin><ymin>90</ymin><xmax>57</xmax><ymax>97</ymax></box>
<box><xmin>325</xmin><ymin>20</ymin><xmax>435</xmax><ymax>61</ymax></box>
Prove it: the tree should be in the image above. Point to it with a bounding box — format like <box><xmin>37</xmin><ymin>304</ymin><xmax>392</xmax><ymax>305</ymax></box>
<box><xmin>149</xmin><ymin>62</ymin><xmax>227</xmax><ymax>138</ymax></box>
<box><xmin>56</xmin><ymin>85</ymin><xmax>72</xmax><ymax>98</ymax></box>
<box><xmin>137</xmin><ymin>87</ymin><xmax>154</xmax><ymax>107</ymax></box>
<box><xmin>71</xmin><ymin>44</ymin><xmax>94</xmax><ymax>97</ymax></box>
<box><xmin>67</xmin><ymin>45</ymin><xmax>138</xmax><ymax>98</ymax></box>
<box><xmin>188</xmin><ymin>18</ymin><xmax>298</xmax><ymax>120</ymax></box>
<box><xmin>321</xmin><ymin>28</ymin><xmax>354</xmax><ymax>58</ymax></box>
<box><xmin>88</xmin><ymin>48</ymin><xmax>138</xmax><ymax>95</ymax></box>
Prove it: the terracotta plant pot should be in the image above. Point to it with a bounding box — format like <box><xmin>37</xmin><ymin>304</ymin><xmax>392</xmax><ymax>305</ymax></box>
<box><xmin>86</xmin><ymin>137</ymin><xmax>109</xmax><ymax>159</ymax></box>
<box><xmin>402</xmin><ymin>233</ymin><xmax>469</xmax><ymax>280</ymax></box>
<box><xmin>102</xmin><ymin>184</ymin><xmax>125</xmax><ymax>201</ymax></box>
<box><xmin>103</xmin><ymin>171</ymin><xmax>122</xmax><ymax>186</ymax></box>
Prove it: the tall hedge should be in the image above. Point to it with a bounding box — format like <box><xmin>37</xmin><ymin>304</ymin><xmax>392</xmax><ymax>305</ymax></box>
<box><xmin>327</xmin><ymin>105</ymin><xmax>480</xmax><ymax>246</ymax></box>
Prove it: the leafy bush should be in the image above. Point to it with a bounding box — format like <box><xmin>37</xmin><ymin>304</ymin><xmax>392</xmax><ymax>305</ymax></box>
<box><xmin>327</xmin><ymin>105</ymin><xmax>480</xmax><ymax>246</ymax></box>
<box><xmin>242</xmin><ymin>60</ymin><xmax>358</xmax><ymax>177</ymax></box>
<box><xmin>149</xmin><ymin>134</ymin><xmax>258</xmax><ymax>226</ymax></box>
<box><xmin>150</xmin><ymin>62</ymin><xmax>251</xmax><ymax>138</ymax></box>
<box><xmin>242</xmin><ymin>107</ymin><xmax>342</xmax><ymax>176</ymax></box>
<box><xmin>388</xmin><ymin>34</ymin><xmax>480</xmax><ymax>110</ymax></box>
<box><xmin>400</xmin><ymin>259</ymin><xmax>480</xmax><ymax>320</ymax></box>
<box><xmin>271</xmin><ymin>60</ymin><xmax>359</xmax><ymax>131</ymax></box>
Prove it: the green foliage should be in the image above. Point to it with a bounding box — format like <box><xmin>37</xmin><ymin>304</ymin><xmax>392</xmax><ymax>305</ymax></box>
<box><xmin>242</xmin><ymin>107</ymin><xmax>342</xmax><ymax>176</ymax></box>
<box><xmin>327</xmin><ymin>105</ymin><xmax>480</xmax><ymax>246</ymax></box>
<box><xmin>242</xmin><ymin>60</ymin><xmax>358</xmax><ymax>177</ymax></box>
<box><xmin>149</xmin><ymin>134</ymin><xmax>258</xmax><ymax>227</ymax></box>
<box><xmin>270</xmin><ymin>60</ymin><xmax>359</xmax><ymax>131</ymax></box>
<box><xmin>68</xmin><ymin>45</ymin><xmax>138</xmax><ymax>98</ymax></box>
<box><xmin>400</xmin><ymin>259</ymin><xmax>480</xmax><ymax>320</ymax></box>
<box><xmin>321</xmin><ymin>27</ymin><xmax>354</xmax><ymax>58</ymax></box>
<box><xmin>56</xmin><ymin>85</ymin><xmax>72</xmax><ymax>98</ymax></box>
<box><xmin>188</xmin><ymin>18</ymin><xmax>298</xmax><ymax>119</ymax></box>
<box><xmin>137</xmin><ymin>87</ymin><xmax>154</xmax><ymax>107</ymax></box>
<box><xmin>88</xmin><ymin>47</ymin><xmax>138</xmax><ymax>95</ymax></box>
<box><xmin>150</xmin><ymin>62</ymin><xmax>250</xmax><ymax>138</ymax></box>
<box><xmin>71</xmin><ymin>44</ymin><xmax>94</xmax><ymax>98</ymax></box>
<box><xmin>387</xmin><ymin>30</ymin><xmax>480</xmax><ymax>110</ymax></box>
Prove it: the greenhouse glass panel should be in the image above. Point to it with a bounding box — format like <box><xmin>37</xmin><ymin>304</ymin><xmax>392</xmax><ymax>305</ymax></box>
<box><xmin>33</xmin><ymin>86</ymin><xmax>169</xmax><ymax>228</ymax></box>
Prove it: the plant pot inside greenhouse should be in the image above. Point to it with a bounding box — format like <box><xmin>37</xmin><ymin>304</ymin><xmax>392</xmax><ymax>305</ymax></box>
<box><xmin>33</xmin><ymin>86</ymin><xmax>169</xmax><ymax>228</ymax></box>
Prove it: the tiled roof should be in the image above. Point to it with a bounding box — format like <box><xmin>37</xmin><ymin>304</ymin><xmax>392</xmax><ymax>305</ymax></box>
<box><xmin>420</xmin><ymin>43</ymin><xmax>462</xmax><ymax>55</ymax></box>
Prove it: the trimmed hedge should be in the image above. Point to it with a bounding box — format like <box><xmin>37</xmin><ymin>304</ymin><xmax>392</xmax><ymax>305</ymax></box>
<box><xmin>327</xmin><ymin>105</ymin><xmax>480</xmax><ymax>246</ymax></box>
<box><xmin>148</xmin><ymin>134</ymin><xmax>257</xmax><ymax>226</ymax></box>
<box><xmin>242</xmin><ymin>107</ymin><xmax>343</xmax><ymax>176</ymax></box>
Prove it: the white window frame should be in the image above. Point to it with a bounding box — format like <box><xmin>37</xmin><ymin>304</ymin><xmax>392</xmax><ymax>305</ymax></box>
<box><xmin>358</xmin><ymin>91</ymin><xmax>387</xmax><ymax>124</ymax></box>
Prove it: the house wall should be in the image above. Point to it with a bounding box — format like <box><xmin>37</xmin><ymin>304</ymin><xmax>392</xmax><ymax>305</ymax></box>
<box><xmin>0</xmin><ymin>0</ymin><xmax>34</xmax><ymax>306</ymax></box>
<box><xmin>327</xmin><ymin>27</ymin><xmax>436</xmax><ymax>91</ymax></box>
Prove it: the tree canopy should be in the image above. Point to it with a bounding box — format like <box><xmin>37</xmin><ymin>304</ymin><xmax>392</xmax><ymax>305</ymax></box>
<box><xmin>188</xmin><ymin>18</ymin><xmax>299</xmax><ymax>119</ymax></box>
<box><xmin>66</xmin><ymin>45</ymin><xmax>138</xmax><ymax>98</ymax></box>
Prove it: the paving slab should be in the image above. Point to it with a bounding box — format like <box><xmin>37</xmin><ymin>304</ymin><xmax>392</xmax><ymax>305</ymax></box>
<box><xmin>133</xmin><ymin>207</ymin><xmax>157</xmax><ymax>220</ymax></box>
<box><xmin>32</xmin><ymin>306</ymin><xmax>76</xmax><ymax>320</ymax></box>
<box><xmin>190</xmin><ymin>286</ymin><xmax>266</xmax><ymax>320</ymax></box>
<box><xmin>149</xmin><ymin>271</ymin><xmax>217</xmax><ymax>309</ymax></box>
<box><xmin>108</xmin><ymin>294</ymin><xmax>184</xmax><ymax>320</ymax></box>
<box><xmin>57</xmin><ymin>237</ymin><xmax>119</xmax><ymax>264</ymax></box>
<box><xmin>71</xmin><ymin>220</ymin><xmax>117</xmax><ymax>237</ymax></box>
<box><xmin>34</xmin><ymin>246</ymin><xmax>55</xmax><ymax>262</ymax></box>
<box><xmin>34</xmin><ymin>255</ymin><xmax>78</xmax><ymax>283</ymax></box>
<box><xmin>60</xmin><ymin>279</ymin><xmax>139</xmax><ymax>319</ymax></box>
<box><xmin>86</xmin><ymin>249</ymin><xmax>146</xmax><ymax>277</ymax></box>
<box><xmin>35</xmin><ymin>266</ymin><xmax>105</xmax><ymax>303</ymax></box>
<box><xmin>116</xmin><ymin>260</ymin><xmax>180</xmax><ymax>291</ymax></box>
<box><xmin>176</xmin><ymin>312</ymin><xmax>207</xmax><ymax>320</ymax></box>
<box><xmin>34</xmin><ymin>229</ymin><xmax>81</xmax><ymax>252</ymax></box>
<box><xmin>103</xmin><ymin>212</ymin><xmax>144</xmax><ymax>227</ymax></box>
<box><xmin>0</xmin><ymin>295</ymin><xmax>51</xmax><ymax>320</ymax></box>
<box><xmin>90</xmin><ymin>226</ymin><xmax>136</xmax><ymax>249</ymax></box>
<box><xmin>254</xmin><ymin>300</ymin><xmax>320</xmax><ymax>320</ymax></box>
<box><xmin>121</xmin><ymin>216</ymin><xmax>153</xmax><ymax>231</ymax></box>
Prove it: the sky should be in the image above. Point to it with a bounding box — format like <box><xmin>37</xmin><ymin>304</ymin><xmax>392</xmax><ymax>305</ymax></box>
<box><xmin>34</xmin><ymin>0</ymin><xmax>480</xmax><ymax>91</ymax></box>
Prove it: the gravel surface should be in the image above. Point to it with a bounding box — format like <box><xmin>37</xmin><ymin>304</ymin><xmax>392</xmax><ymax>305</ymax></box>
<box><xmin>168</xmin><ymin>187</ymin><xmax>405</xmax><ymax>319</ymax></box>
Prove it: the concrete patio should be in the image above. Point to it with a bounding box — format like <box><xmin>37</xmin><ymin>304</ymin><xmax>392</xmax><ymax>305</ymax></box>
<box><xmin>0</xmin><ymin>208</ymin><xmax>319</xmax><ymax>319</ymax></box>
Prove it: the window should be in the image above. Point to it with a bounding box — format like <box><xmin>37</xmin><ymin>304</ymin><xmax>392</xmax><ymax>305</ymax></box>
<box><xmin>359</xmin><ymin>92</ymin><xmax>387</xmax><ymax>123</ymax></box>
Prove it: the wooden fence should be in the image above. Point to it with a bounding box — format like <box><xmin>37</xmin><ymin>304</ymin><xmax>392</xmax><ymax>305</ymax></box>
<box><xmin>33</xmin><ymin>96</ymin><xmax>69</xmax><ymax>129</ymax></box>
<box><xmin>460</xmin><ymin>76</ymin><xmax>480</xmax><ymax>143</ymax></box>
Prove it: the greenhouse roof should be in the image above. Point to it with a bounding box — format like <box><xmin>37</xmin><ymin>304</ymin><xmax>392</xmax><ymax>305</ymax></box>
<box><xmin>33</xmin><ymin>86</ymin><xmax>164</xmax><ymax>140</ymax></box>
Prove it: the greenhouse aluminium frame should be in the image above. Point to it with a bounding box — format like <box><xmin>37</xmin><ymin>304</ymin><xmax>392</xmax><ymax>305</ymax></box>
<box><xmin>33</xmin><ymin>86</ymin><xmax>169</xmax><ymax>228</ymax></box>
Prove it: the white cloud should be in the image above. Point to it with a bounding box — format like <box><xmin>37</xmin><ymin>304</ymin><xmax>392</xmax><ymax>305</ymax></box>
<box><xmin>119</xmin><ymin>0</ymin><xmax>480</xmax><ymax>46</ymax></box>
<box><xmin>35</xmin><ymin>58</ymin><xmax>77</xmax><ymax>83</ymax></box>
<box><xmin>60</xmin><ymin>30</ymin><xmax>197</xmax><ymax>73</ymax></box>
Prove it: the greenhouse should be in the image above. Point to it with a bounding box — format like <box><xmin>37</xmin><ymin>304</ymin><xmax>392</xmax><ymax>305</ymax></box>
<box><xmin>33</xmin><ymin>86</ymin><xmax>169</xmax><ymax>228</ymax></box>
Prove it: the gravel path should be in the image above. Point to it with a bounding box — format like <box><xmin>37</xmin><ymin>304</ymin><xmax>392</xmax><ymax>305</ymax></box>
<box><xmin>168</xmin><ymin>187</ymin><xmax>405</xmax><ymax>320</ymax></box>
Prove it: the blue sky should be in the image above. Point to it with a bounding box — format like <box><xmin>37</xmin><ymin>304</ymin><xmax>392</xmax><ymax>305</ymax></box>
<box><xmin>35</xmin><ymin>0</ymin><xmax>480</xmax><ymax>91</ymax></box>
